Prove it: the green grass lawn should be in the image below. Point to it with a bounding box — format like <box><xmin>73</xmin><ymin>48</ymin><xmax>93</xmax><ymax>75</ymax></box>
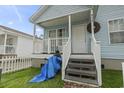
<box><xmin>102</xmin><ymin>70</ymin><xmax>123</xmax><ymax>88</ymax></box>
<box><xmin>0</xmin><ymin>67</ymin><xmax>123</xmax><ymax>88</ymax></box>
<box><xmin>0</xmin><ymin>67</ymin><xmax>64</xmax><ymax>88</ymax></box>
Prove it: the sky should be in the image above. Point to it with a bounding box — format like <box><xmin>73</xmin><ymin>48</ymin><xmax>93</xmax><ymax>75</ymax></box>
<box><xmin>0</xmin><ymin>5</ymin><xmax>43</xmax><ymax>36</ymax></box>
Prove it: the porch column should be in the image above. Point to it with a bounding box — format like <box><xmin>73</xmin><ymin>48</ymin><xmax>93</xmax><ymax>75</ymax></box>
<box><xmin>33</xmin><ymin>24</ymin><xmax>36</xmax><ymax>53</ymax></box>
<box><xmin>90</xmin><ymin>9</ymin><xmax>95</xmax><ymax>39</ymax></box>
<box><xmin>3</xmin><ymin>32</ymin><xmax>7</xmax><ymax>54</ymax></box>
<box><xmin>68</xmin><ymin>15</ymin><xmax>71</xmax><ymax>50</ymax></box>
<box><xmin>48</xmin><ymin>38</ymin><xmax>50</xmax><ymax>54</ymax></box>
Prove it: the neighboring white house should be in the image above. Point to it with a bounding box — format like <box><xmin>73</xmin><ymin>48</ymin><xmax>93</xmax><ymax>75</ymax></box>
<box><xmin>0</xmin><ymin>25</ymin><xmax>43</xmax><ymax>57</ymax></box>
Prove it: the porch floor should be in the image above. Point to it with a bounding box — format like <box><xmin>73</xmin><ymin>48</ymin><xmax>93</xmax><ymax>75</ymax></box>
<box><xmin>0</xmin><ymin>68</ymin><xmax>123</xmax><ymax>88</ymax></box>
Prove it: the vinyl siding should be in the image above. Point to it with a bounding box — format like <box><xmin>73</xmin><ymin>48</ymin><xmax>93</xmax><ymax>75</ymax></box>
<box><xmin>16</xmin><ymin>36</ymin><xmax>33</xmax><ymax>57</ymax></box>
<box><xmin>95</xmin><ymin>5</ymin><xmax>124</xmax><ymax>59</ymax></box>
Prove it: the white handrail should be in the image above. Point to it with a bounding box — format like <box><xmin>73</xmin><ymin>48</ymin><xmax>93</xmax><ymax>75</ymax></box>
<box><xmin>62</xmin><ymin>38</ymin><xmax>71</xmax><ymax>80</ymax></box>
<box><xmin>91</xmin><ymin>36</ymin><xmax>102</xmax><ymax>86</ymax></box>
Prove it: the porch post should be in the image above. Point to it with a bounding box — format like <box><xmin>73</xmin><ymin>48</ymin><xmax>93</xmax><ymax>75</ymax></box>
<box><xmin>90</xmin><ymin>9</ymin><xmax>95</xmax><ymax>39</ymax></box>
<box><xmin>33</xmin><ymin>24</ymin><xmax>36</xmax><ymax>53</ymax></box>
<box><xmin>4</xmin><ymin>33</ymin><xmax>7</xmax><ymax>54</ymax></box>
<box><xmin>68</xmin><ymin>15</ymin><xmax>71</xmax><ymax>50</ymax></box>
<box><xmin>48</xmin><ymin>38</ymin><xmax>50</xmax><ymax>54</ymax></box>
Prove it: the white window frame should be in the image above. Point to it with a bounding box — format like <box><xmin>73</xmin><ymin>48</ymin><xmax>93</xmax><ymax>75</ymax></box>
<box><xmin>44</xmin><ymin>27</ymin><xmax>68</xmax><ymax>52</ymax></box>
<box><xmin>107</xmin><ymin>17</ymin><xmax>124</xmax><ymax>45</ymax></box>
<box><xmin>47</xmin><ymin>27</ymin><xmax>67</xmax><ymax>39</ymax></box>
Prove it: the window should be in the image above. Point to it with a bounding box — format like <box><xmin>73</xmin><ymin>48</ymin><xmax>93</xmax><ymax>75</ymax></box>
<box><xmin>108</xmin><ymin>18</ymin><xmax>124</xmax><ymax>44</ymax></box>
<box><xmin>49</xmin><ymin>30</ymin><xmax>56</xmax><ymax>38</ymax></box>
<box><xmin>57</xmin><ymin>29</ymin><xmax>62</xmax><ymax>38</ymax></box>
<box><xmin>57</xmin><ymin>28</ymin><xmax>66</xmax><ymax>38</ymax></box>
<box><xmin>48</xmin><ymin>28</ymin><xmax>67</xmax><ymax>38</ymax></box>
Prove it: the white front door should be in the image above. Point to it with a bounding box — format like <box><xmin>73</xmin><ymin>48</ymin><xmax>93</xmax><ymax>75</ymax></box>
<box><xmin>72</xmin><ymin>24</ymin><xmax>87</xmax><ymax>53</ymax></box>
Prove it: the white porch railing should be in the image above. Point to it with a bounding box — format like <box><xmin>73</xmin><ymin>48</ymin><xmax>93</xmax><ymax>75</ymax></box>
<box><xmin>43</xmin><ymin>38</ymin><xmax>68</xmax><ymax>53</ymax></box>
<box><xmin>91</xmin><ymin>37</ymin><xmax>102</xmax><ymax>86</ymax></box>
<box><xmin>0</xmin><ymin>45</ymin><xmax>16</xmax><ymax>54</ymax></box>
<box><xmin>0</xmin><ymin>56</ymin><xmax>32</xmax><ymax>74</ymax></box>
<box><xmin>62</xmin><ymin>38</ymin><xmax>71</xmax><ymax>80</ymax></box>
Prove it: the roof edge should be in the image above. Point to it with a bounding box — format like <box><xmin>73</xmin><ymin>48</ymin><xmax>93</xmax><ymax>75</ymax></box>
<box><xmin>0</xmin><ymin>25</ymin><xmax>42</xmax><ymax>40</ymax></box>
<box><xmin>30</xmin><ymin>5</ymin><xmax>49</xmax><ymax>23</ymax></box>
<box><xmin>30</xmin><ymin>5</ymin><xmax>99</xmax><ymax>24</ymax></box>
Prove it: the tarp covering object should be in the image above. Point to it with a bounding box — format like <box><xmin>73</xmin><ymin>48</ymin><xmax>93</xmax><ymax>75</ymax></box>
<box><xmin>30</xmin><ymin>55</ymin><xmax>62</xmax><ymax>82</ymax></box>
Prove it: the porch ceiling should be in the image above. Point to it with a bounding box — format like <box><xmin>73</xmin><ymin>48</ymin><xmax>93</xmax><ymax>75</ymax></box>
<box><xmin>38</xmin><ymin>10</ymin><xmax>90</xmax><ymax>27</ymax></box>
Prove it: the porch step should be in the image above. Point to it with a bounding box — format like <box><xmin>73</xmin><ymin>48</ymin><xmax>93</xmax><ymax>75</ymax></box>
<box><xmin>69</xmin><ymin>58</ymin><xmax>94</xmax><ymax>64</ymax></box>
<box><xmin>65</xmin><ymin>75</ymin><xmax>97</xmax><ymax>85</ymax></box>
<box><xmin>64</xmin><ymin>55</ymin><xmax>97</xmax><ymax>85</ymax></box>
<box><xmin>70</xmin><ymin>54</ymin><xmax>94</xmax><ymax>59</ymax></box>
<box><xmin>71</xmin><ymin>53</ymin><xmax>93</xmax><ymax>55</ymax></box>
<box><xmin>66</xmin><ymin>68</ymin><xmax>97</xmax><ymax>78</ymax></box>
<box><xmin>68</xmin><ymin>63</ymin><xmax>96</xmax><ymax>70</ymax></box>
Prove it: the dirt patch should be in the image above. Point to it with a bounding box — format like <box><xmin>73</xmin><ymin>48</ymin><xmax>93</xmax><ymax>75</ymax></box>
<box><xmin>64</xmin><ymin>82</ymin><xmax>97</xmax><ymax>88</ymax></box>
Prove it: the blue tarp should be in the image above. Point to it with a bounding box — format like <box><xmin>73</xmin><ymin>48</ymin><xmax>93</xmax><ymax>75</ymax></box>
<box><xmin>30</xmin><ymin>55</ymin><xmax>62</xmax><ymax>83</ymax></box>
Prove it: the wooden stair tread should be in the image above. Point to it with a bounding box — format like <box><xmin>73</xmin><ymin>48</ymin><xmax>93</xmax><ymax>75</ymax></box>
<box><xmin>65</xmin><ymin>75</ymin><xmax>97</xmax><ymax>85</ymax></box>
<box><xmin>71</xmin><ymin>53</ymin><xmax>93</xmax><ymax>55</ymax></box>
<box><xmin>69</xmin><ymin>58</ymin><xmax>94</xmax><ymax>61</ymax></box>
<box><xmin>69</xmin><ymin>59</ymin><xmax>94</xmax><ymax>64</ymax></box>
<box><xmin>66</xmin><ymin>68</ymin><xmax>96</xmax><ymax>75</ymax></box>
<box><xmin>68</xmin><ymin>62</ymin><xmax>95</xmax><ymax>67</ymax></box>
<box><xmin>70</xmin><ymin>54</ymin><xmax>94</xmax><ymax>59</ymax></box>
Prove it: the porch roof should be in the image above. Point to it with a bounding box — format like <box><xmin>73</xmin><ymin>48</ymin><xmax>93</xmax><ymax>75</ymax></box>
<box><xmin>0</xmin><ymin>25</ymin><xmax>33</xmax><ymax>37</ymax></box>
<box><xmin>38</xmin><ymin>10</ymin><xmax>91</xmax><ymax>28</ymax></box>
<box><xmin>0</xmin><ymin>25</ymin><xmax>42</xmax><ymax>40</ymax></box>
<box><xmin>30</xmin><ymin>5</ymin><xmax>98</xmax><ymax>28</ymax></box>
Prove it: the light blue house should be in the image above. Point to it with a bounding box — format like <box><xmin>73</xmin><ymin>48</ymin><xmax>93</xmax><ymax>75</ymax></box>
<box><xmin>30</xmin><ymin>5</ymin><xmax>124</xmax><ymax>87</ymax></box>
<box><xmin>95</xmin><ymin>6</ymin><xmax>124</xmax><ymax>70</ymax></box>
